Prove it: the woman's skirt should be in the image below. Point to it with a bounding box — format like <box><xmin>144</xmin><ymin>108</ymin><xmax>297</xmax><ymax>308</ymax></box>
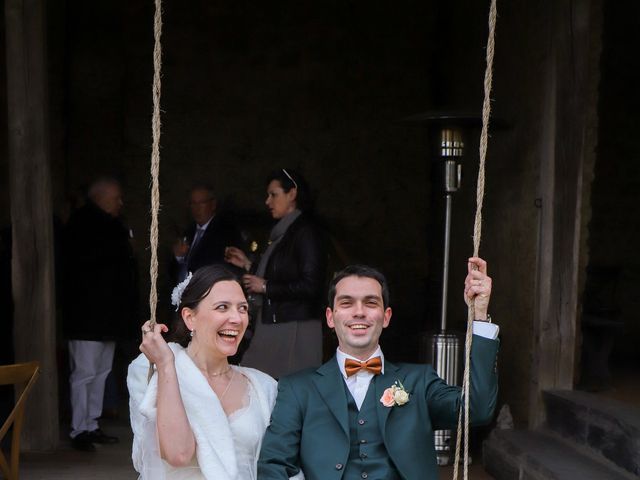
<box><xmin>241</xmin><ymin>318</ymin><xmax>322</xmax><ymax>379</ymax></box>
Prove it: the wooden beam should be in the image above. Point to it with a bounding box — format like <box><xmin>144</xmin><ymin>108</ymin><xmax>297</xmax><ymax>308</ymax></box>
<box><xmin>529</xmin><ymin>0</ymin><xmax>602</xmax><ymax>428</ymax></box>
<box><xmin>5</xmin><ymin>0</ymin><xmax>59</xmax><ymax>450</ymax></box>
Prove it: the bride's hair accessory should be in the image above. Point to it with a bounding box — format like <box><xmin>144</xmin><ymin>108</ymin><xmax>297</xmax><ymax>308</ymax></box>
<box><xmin>171</xmin><ymin>272</ymin><xmax>193</xmax><ymax>311</ymax></box>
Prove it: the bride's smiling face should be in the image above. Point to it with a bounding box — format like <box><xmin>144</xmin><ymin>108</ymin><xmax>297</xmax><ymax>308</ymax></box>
<box><xmin>183</xmin><ymin>280</ymin><xmax>249</xmax><ymax>358</ymax></box>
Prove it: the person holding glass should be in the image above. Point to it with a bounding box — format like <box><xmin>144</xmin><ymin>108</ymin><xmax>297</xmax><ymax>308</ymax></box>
<box><xmin>225</xmin><ymin>169</ymin><xmax>326</xmax><ymax>378</ymax></box>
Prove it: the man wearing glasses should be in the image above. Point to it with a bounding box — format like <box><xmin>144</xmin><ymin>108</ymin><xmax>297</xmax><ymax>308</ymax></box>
<box><xmin>172</xmin><ymin>184</ymin><xmax>243</xmax><ymax>282</ymax></box>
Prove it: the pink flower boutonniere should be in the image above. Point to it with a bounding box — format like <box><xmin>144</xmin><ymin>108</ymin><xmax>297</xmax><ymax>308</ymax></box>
<box><xmin>380</xmin><ymin>380</ymin><xmax>410</xmax><ymax>408</ymax></box>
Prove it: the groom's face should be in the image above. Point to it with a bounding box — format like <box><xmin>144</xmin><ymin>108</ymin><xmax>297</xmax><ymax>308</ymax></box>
<box><xmin>326</xmin><ymin>275</ymin><xmax>392</xmax><ymax>359</ymax></box>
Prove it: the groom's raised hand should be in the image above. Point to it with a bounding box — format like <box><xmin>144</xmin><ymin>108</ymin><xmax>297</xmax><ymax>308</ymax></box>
<box><xmin>464</xmin><ymin>257</ymin><xmax>491</xmax><ymax>320</ymax></box>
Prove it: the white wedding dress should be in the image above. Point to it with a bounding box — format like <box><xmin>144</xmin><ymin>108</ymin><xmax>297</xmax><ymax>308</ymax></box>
<box><xmin>161</xmin><ymin>381</ymin><xmax>264</xmax><ymax>480</ymax></box>
<box><xmin>127</xmin><ymin>343</ymin><xmax>303</xmax><ymax>480</ymax></box>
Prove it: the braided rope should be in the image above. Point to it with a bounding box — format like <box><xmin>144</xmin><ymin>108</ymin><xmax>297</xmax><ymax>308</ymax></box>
<box><xmin>149</xmin><ymin>0</ymin><xmax>163</xmax><ymax>329</ymax></box>
<box><xmin>146</xmin><ymin>0</ymin><xmax>163</xmax><ymax>380</ymax></box>
<box><xmin>452</xmin><ymin>1</ymin><xmax>497</xmax><ymax>479</ymax></box>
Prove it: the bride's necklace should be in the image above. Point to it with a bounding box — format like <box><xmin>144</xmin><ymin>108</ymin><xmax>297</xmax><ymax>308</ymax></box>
<box><xmin>216</xmin><ymin>368</ymin><xmax>236</xmax><ymax>400</ymax></box>
<box><xmin>198</xmin><ymin>365</ymin><xmax>236</xmax><ymax>401</ymax></box>
<box><xmin>186</xmin><ymin>347</ymin><xmax>237</xmax><ymax>400</ymax></box>
<box><xmin>197</xmin><ymin>364</ymin><xmax>236</xmax><ymax>399</ymax></box>
<box><xmin>203</xmin><ymin>365</ymin><xmax>232</xmax><ymax>377</ymax></box>
<box><xmin>187</xmin><ymin>345</ymin><xmax>231</xmax><ymax>377</ymax></box>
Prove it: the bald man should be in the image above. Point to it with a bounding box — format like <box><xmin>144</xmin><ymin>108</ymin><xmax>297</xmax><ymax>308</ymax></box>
<box><xmin>63</xmin><ymin>178</ymin><xmax>137</xmax><ymax>451</ymax></box>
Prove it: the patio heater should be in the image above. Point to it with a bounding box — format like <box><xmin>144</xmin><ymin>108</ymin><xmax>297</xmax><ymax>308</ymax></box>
<box><xmin>429</xmin><ymin>124</ymin><xmax>465</xmax><ymax>466</ymax></box>
<box><xmin>401</xmin><ymin>112</ymin><xmax>479</xmax><ymax>466</ymax></box>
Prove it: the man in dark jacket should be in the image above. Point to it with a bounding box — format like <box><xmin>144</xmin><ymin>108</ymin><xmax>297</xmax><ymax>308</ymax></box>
<box><xmin>63</xmin><ymin>178</ymin><xmax>137</xmax><ymax>451</ymax></box>
<box><xmin>171</xmin><ymin>185</ymin><xmax>244</xmax><ymax>282</ymax></box>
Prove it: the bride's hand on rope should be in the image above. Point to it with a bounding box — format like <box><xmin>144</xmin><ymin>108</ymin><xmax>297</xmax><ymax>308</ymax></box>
<box><xmin>464</xmin><ymin>257</ymin><xmax>491</xmax><ymax>320</ymax></box>
<box><xmin>225</xmin><ymin>246</ymin><xmax>251</xmax><ymax>271</ymax></box>
<box><xmin>140</xmin><ymin>320</ymin><xmax>174</xmax><ymax>368</ymax></box>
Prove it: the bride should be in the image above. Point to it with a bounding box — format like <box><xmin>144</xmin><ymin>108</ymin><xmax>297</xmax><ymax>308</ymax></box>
<box><xmin>128</xmin><ymin>265</ymin><xmax>302</xmax><ymax>480</ymax></box>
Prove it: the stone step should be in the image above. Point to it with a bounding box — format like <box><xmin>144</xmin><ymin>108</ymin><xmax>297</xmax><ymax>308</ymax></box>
<box><xmin>483</xmin><ymin>429</ymin><xmax>638</xmax><ymax>480</ymax></box>
<box><xmin>544</xmin><ymin>389</ymin><xmax>640</xmax><ymax>475</ymax></box>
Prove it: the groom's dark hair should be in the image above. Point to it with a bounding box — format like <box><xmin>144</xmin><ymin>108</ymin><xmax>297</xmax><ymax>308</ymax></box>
<box><xmin>327</xmin><ymin>265</ymin><xmax>390</xmax><ymax>309</ymax></box>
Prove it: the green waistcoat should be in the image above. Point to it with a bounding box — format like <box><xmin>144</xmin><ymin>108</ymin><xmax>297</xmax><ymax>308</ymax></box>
<box><xmin>343</xmin><ymin>379</ymin><xmax>401</xmax><ymax>480</ymax></box>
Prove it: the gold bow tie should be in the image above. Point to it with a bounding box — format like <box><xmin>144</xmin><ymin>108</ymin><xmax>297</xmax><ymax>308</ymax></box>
<box><xmin>344</xmin><ymin>357</ymin><xmax>382</xmax><ymax>377</ymax></box>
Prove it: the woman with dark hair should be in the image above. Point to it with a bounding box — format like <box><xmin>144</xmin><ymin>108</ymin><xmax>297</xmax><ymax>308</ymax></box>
<box><xmin>127</xmin><ymin>265</ymin><xmax>302</xmax><ymax>480</ymax></box>
<box><xmin>225</xmin><ymin>168</ymin><xmax>326</xmax><ymax>378</ymax></box>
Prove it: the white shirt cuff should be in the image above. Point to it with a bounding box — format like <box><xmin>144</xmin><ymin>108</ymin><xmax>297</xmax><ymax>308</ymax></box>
<box><xmin>472</xmin><ymin>320</ymin><xmax>499</xmax><ymax>340</ymax></box>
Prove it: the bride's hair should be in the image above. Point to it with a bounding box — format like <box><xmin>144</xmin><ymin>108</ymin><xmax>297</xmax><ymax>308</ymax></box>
<box><xmin>169</xmin><ymin>265</ymin><xmax>243</xmax><ymax>346</ymax></box>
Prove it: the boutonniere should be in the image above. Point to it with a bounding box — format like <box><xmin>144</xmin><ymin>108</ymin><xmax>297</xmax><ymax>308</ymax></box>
<box><xmin>380</xmin><ymin>380</ymin><xmax>410</xmax><ymax>407</ymax></box>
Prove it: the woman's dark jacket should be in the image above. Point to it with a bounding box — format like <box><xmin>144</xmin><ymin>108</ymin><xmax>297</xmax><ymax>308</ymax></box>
<box><xmin>261</xmin><ymin>214</ymin><xmax>326</xmax><ymax>324</ymax></box>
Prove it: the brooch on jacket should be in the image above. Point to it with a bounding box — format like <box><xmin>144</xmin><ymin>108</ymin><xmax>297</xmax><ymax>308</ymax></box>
<box><xmin>380</xmin><ymin>380</ymin><xmax>410</xmax><ymax>407</ymax></box>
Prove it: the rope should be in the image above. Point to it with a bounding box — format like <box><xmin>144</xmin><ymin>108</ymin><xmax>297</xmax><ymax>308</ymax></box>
<box><xmin>149</xmin><ymin>0</ymin><xmax>163</xmax><ymax>328</ymax></box>
<box><xmin>452</xmin><ymin>1</ymin><xmax>497</xmax><ymax>479</ymax></box>
<box><xmin>147</xmin><ymin>0</ymin><xmax>163</xmax><ymax>379</ymax></box>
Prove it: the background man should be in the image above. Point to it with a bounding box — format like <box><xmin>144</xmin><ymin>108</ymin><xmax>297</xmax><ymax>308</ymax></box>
<box><xmin>259</xmin><ymin>257</ymin><xmax>499</xmax><ymax>480</ymax></box>
<box><xmin>63</xmin><ymin>177</ymin><xmax>137</xmax><ymax>451</ymax></box>
<box><xmin>172</xmin><ymin>184</ymin><xmax>243</xmax><ymax>282</ymax></box>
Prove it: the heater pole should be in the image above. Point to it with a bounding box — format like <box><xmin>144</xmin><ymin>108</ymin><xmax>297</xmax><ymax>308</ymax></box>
<box><xmin>440</xmin><ymin>192</ymin><xmax>453</xmax><ymax>332</ymax></box>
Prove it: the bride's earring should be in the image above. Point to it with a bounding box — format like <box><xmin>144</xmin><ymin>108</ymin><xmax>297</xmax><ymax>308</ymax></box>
<box><xmin>190</xmin><ymin>329</ymin><xmax>195</xmax><ymax>337</ymax></box>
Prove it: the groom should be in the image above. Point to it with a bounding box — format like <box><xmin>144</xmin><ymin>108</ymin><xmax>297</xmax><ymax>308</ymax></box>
<box><xmin>258</xmin><ymin>258</ymin><xmax>499</xmax><ymax>480</ymax></box>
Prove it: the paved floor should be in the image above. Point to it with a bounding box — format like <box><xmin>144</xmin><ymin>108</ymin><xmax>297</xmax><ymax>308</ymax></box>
<box><xmin>19</xmin><ymin>419</ymin><xmax>137</xmax><ymax>480</ymax></box>
<box><xmin>17</xmin><ymin>418</ymin><xmax>494</xmax><ymax>479</ymax></box>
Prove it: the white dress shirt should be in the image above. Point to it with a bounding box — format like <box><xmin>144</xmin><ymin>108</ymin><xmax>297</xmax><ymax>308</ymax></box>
<box><xmin>336</xmin><ymin>346</ymin><xmax>384</xmax><ymax>410</ymax></box>
<box><xmin>335</xmin><ymin>321</ymin><xmax>499</xmax><ymax>410</ymax></box>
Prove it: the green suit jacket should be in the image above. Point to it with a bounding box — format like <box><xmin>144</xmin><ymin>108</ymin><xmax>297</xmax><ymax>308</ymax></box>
<box><xmin>258</xmin><ymin>335</ymin><xmax>499</xmax><ymax>480</ymax></box>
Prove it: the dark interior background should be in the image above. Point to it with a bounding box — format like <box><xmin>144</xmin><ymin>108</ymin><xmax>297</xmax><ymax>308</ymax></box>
<box><xmin>1</xmin><ymin>0</ymin><xmax>638</xmax><ymax>428</ymax></box>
